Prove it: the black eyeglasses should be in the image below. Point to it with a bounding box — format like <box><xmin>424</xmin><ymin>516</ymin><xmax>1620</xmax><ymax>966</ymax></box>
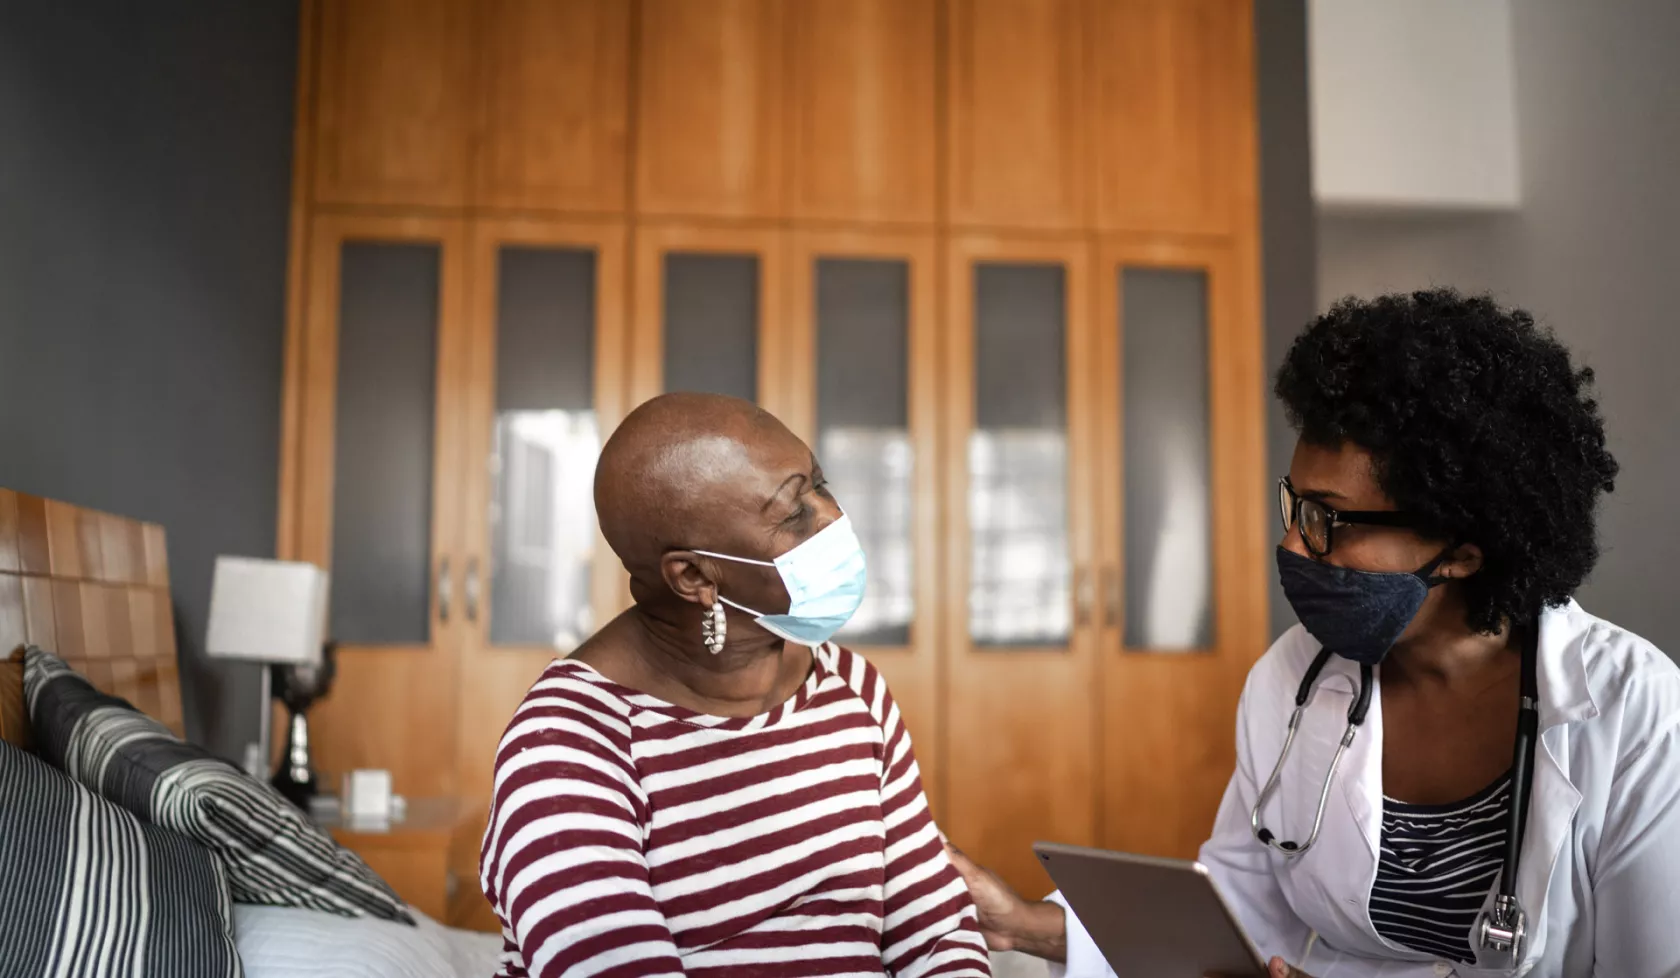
<box><xmin>1277</xmin><ymin>477</ymin><xmax>1421</xmax><ymax>558</ymax></box>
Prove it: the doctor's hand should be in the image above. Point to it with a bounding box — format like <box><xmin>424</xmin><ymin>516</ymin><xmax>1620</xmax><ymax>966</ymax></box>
<box><xmin>944</xmin><ymin>842</ymin><xmax>1068</xmax><ymax>962</ymax></box>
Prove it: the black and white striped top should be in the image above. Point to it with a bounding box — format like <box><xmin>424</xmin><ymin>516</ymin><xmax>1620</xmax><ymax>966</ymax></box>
<box><xmin>1370</xmin><ymin>771</ymin><xmax>1512</xmax><ymax>964</ymax></box>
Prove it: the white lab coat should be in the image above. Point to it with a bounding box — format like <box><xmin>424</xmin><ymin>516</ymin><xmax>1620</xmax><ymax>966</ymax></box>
<box><xmin>1049</xmin><ymin>600</ymin><xmax>1680</xmax><ymax>977</ymax></box>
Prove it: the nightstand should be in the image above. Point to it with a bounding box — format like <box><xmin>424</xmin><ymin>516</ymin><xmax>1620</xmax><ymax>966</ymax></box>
<box><xmin>317</xmin><ymin>797</ymin><xmax>474</xmax><ymax>921</ymax></box>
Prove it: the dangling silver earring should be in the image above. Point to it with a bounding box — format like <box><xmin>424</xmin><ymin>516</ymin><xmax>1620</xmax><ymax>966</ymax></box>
<box><xmin>702</xmin><ymin>601</ymin><xmax>728</xmax><ymax>655</ymax></box>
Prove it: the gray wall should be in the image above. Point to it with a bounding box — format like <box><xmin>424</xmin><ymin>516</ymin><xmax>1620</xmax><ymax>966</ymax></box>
<box><xmin>1256</xmin><ymin>0</ymin><xmax>1318</xmax><ymax>639</ymax></box>
<box><xmin>1315</xmin><ymin>0</ymin><xmax>1680</xmax><ymax>652</ymax></box>
<box><xmin>0</xmin><ymin>3</ymin><xmax>298</xmax><ymax>759</ymax></box>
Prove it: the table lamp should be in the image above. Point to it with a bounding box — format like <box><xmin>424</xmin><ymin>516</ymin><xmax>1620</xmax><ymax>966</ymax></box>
<box><xmin>205</xmin><ymin>556</ymin><xmax>331</xmax><ymax>808</ymax></box>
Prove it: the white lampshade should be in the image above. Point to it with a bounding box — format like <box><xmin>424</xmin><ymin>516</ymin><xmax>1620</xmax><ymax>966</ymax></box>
<box><xmin>205</xmin><ymin>556</ymin><xmax>329</xmax><ymax>666</ymax></box>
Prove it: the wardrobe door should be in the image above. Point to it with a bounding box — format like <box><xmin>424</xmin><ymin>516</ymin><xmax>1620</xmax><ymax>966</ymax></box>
<box><xmin>635</xmin><ymin>0</ymin><xmax>785</xmax><ymax>219</ymax></box>
<box><xmin>1093</xmin><ymin>237</ymin><xmax>1268</xmax><ymax>858</ymax></box>
<box><xmin>473</xmin><ymin>0</ymin><xmax>631</xmax><ymax>212</ymax></box>
<box><xmin>786</xmin><ymin>0</ymin><xmax>938</xmax><ymax>225</ymax></box>
<box><xmin>290</xmin><ymin>214</ymin><xmax>470</xmax><ymax>797</ymax></box>
<box><xmin>311</xmin><ymin>0</ymin><xmax>473</xmax><ymax>207</ymax></box>
<box><xmin>942</xmin><ymin>235</ymin><xmax>1100</xmax><ymax>895</ymax></box>
<box><xmin>945</xmin><ymin>0</ymin><xmax>1088</xmax><ymax>230</ymax></box>
<box><xmin>784</xmin><ymin>231</ymin><xmax>943</xmax><ymax>809</ymax></box>
<box><xmin>1089</xmin><ymin>0</ymin><xmax>1255</xmax><ymax>236</ymax></box>
<box><xmin>454</xmin><ymin>218</ymin><xmax>629</xmax><ymax>806</ymax></box>
<box><xmin>629</xmin><ymin>226</ymin><xmax>785</xmax><ymax>414</ymax></box>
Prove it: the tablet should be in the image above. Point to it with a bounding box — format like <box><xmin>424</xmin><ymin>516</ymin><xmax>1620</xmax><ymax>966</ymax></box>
<box><xmin>1034</xmin><ymin>842</ymin><xmax>1267</xmax><ymax>977</ymax></box>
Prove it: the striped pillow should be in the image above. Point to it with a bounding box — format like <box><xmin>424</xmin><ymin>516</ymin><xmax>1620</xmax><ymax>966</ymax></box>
<box><xmin>0</xmin><ymin>739</ymin><xmax>241</xmax><ymax>978</ymax></box>
<box><xmin>23</xmin><ymin>647</ymin><xmax>414</xmax><ymax>925</ymax></box>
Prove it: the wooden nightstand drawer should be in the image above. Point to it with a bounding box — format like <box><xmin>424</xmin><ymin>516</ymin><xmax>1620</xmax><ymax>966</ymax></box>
<box><xmin>322</xmin><ymin>797</ymin><xmax>473</xmax><ymax>921</ymax></box>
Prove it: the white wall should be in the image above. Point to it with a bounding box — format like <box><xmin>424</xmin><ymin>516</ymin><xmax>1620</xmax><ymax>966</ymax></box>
<box><xmin>1310</xmin><ymin>0</ymin><xmax>1519</xmax><ymax>211</ymax></box>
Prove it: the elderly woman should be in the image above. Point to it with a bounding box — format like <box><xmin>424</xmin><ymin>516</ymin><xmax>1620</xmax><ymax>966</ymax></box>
<box><xmin>479</xmin><ymin>393</ymin><xmax>990</xmax><ymax>978</ymax></box>
<box><xmin>951</xmin><ymin>290</ymin><xmax>1680</xmax><ymax>977</ymax></box>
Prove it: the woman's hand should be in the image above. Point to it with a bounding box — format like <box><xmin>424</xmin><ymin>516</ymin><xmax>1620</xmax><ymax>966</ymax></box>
<box><xmin>944</xmin><ymin>842</ymin><xmax>1067</xmax><ymax>961</ymax></box>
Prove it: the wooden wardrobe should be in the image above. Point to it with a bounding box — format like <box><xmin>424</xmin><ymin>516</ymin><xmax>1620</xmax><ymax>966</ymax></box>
<box><xmin>277</xmin><ymin>0</ymin><xmax>1269</xmax><ymax>928</ymax></box>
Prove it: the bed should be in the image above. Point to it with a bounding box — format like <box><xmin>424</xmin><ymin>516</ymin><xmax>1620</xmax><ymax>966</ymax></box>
<box><xmin>0</xmin><ymin>488</ymin><xmax>503</xmax><ymax>978</ymax></box>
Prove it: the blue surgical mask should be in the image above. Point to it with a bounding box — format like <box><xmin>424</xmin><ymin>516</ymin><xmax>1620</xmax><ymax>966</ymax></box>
<box><xmin>692</xmin><ymin>513</ymin><xmax>868</xmax><ymax>647</ymax></box>
<box><xmin>1276</xmin><ymin>546</ymin><xmax>1449</xmax><ymax>666</ymax></box>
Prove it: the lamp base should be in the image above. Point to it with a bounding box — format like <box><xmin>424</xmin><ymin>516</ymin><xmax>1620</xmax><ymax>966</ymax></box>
<box><xmin>268</xmin><ymin>644</ymin><xmax>336</xmax><ymax>810</ymax></box>
<box><xmin>271</xmin><ymin>708</ymin><xmax>317</xmax><ymax>809</ymax></box>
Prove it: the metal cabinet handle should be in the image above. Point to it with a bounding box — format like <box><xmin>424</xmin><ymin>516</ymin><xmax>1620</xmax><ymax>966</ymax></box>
<box><xmin>465</xmin><ymin>557</ymin><xmax>481</xmax><ymax>623</ymax></box>
<box><xmin>1102</xmin><ymin>566</ymin><xmax>1121</xmax><ymax>630</ymax></box>
<box><xmin>1074</xmin><ymin>567</ymin><xmax>1094</xmax><ymax>628</ymax></box>
<box><xmin>437</xmin><ymin>556</ymin><xmax>452</xmax><ymax>622</ymax></box>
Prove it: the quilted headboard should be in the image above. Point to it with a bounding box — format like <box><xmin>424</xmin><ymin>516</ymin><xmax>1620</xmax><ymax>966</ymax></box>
<box><xmin>0</xmin><ymin>489</ymin><xmax>182</xmax><ymax>737</ymax></box>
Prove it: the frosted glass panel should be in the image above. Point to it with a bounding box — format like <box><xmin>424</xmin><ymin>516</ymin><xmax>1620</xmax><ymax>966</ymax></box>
<box><xmin>1122</xmin><ymin>267</ymin><xmax>1214</xmax><ymax>651</ymax></box>
<box><xmin>814</xmin><ymin>258</ymin><xmax>912</xmax><ymax>647</ymax></box>
<box><xmin>331</xmin><ymin>243</ymin><xmax>437</xmax><ymax>645</ymax></box>
<box><xmin>969</xmin><ymin>263</ymin><xmax>1070</xmax><ymax>648</ymax></box>
<box><xmin>488</xmin><ymin>247</ymin><xmax>599</xmax><ymax>651</ymax></box>
<box><xmin>663</xmin><ymin>254</ymin><xmax>758</xmax><ymax>401</ymax></box>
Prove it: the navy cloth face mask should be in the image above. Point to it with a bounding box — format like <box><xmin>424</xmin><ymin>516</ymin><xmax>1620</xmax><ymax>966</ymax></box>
<box><xmin>1276</xmin><ymin>546</ymin><xmax>1448</xmax><ymax>666</ymax></box>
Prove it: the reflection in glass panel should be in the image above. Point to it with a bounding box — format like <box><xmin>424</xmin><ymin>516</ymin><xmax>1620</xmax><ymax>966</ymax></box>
<box><xmin>969</xmin><ymin>263</ymin><xmax>1070</xmax><ymax>647</ymax></box>
<box><xmin>489</xmin><ymin>247</ymin><xmax>599</xmax><ymax>651</ymax></box>
<box><xmin>663</xmin><ymin>253</ymin><xmax>758</xmax><ymax>401</ymax></box>
<box><xmin>1122</xmin><ymin>267</ymin><xmax>1214</xmax><ymax>651</ymax></box>
<box><xmin>332</xmin><ymin>243</ymin><xmax>438</xmax><ymax>645</ymax></box>
<box><xmin>815</xmin><ymin>258</ymin><xmax>913</xmax><ymax>647</ymax></box>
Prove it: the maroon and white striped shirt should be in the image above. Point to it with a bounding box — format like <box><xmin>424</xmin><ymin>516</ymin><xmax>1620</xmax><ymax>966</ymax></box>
<box><xmin>479</xmin><ymin>644</ymin><xmax>992</xmax><ymax>978</ymax></box>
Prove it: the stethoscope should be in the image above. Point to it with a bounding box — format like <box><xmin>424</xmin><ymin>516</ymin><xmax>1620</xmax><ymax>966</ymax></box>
<box><xmin>1249</xmin><ymin>626</ymin><xmax>1540</xmax><ymax>968</ymax></box>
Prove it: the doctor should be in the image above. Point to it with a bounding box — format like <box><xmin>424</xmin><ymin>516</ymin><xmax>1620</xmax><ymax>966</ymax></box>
<box><xmin>948</xmin><ymin>289</ymin><xmax>1680</xmax><ymax>977</ymax></box>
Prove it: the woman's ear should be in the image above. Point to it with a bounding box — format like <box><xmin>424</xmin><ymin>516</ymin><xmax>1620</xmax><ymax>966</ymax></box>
<box><xmin>660</xmin><ymin>552</ymin><xmax>716</xmax><ymax>606</ymax></box>
<box><xmin>1440</xmin><ymin>541</ymin><xmax>1484</xmax><ymax>580</ymax></box>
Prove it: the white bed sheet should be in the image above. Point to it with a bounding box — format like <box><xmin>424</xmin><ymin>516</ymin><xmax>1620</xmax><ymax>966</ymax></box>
<box><xmin>233</xmin><ymin>903</ymin><xmax>1053</xmax><ymax>978</ymax></box>
<box><xmin>233</xmin><ymin>904</ymin><xmax>503</xmax><ymax>978</ymax></box>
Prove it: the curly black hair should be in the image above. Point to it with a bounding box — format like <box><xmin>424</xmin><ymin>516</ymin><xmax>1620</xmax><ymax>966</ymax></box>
<box><xmin>1275</xmin><ymin>288</ymin><xmax>1619</xmax><ymax>633</ymax></box>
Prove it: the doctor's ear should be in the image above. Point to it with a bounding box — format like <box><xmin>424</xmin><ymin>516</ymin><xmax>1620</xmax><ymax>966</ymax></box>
<box><xmin>1437</xmin><ymin>541</ymin><xmax>1484</xmax><ymax>580</ymax></box>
